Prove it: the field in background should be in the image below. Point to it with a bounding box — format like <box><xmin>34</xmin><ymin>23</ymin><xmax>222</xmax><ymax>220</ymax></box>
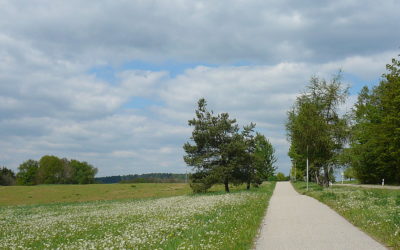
<box><xmin>0</xmin><ymin>183</ymin><xmax>191</xmax><ymax>206</ymax></box>
<box><xmin>292</xmin><ymin>181</ymin><xmax>400</xmax><ymax>249</ymax></box>
<box><xmin>0</xmin><ymin>182</ymin><xmax>260</xmax><ymax>206</ymax></box>
<box><xmin>334</xmin><ymin>180</ymin><xmax>359</xmax><ymax>184</ymax></box>
<box><xmin>0</xmin><ymin>182</ymin><xmax>276</xmax><ymax>249</ymax></box>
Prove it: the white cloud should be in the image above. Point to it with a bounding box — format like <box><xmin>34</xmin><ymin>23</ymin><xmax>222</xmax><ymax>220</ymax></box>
<box><xmin>0</xmin><ymin>0</ymin><xmax>398</xmax><ymax>176</ymax></box>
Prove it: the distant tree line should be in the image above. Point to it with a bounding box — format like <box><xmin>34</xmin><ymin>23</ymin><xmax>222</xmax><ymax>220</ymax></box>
<box><xmin>0</xmin><ymin>155</ymin><xmax>97</xmax><ymax>186</ymax></box>
<box><xmin>183</xmin><ymin>98</ymin><xmax>276</xmax><ymax>193</ymax></box>
<box><xmin>287</xmin><ymin>55</ymin><xmax>400</xmax><ymax>185</ymax></box>
<box><xmin>96</xmin><ymin>173</ymin><xmax>187</xmax><ymax>184</ymax></box>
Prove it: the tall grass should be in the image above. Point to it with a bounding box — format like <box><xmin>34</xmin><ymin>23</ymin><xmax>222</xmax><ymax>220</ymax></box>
<box><xmin>292</xmin><ymin>181</ymin><xmax>400</xmax><ymax>249</ymax></box>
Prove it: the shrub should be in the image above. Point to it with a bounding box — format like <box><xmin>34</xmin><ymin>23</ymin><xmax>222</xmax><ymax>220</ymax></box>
<box><xmin>190</xmin><ymin>182</ymin><xmax>212</xmax><ymax>193</ymax></box>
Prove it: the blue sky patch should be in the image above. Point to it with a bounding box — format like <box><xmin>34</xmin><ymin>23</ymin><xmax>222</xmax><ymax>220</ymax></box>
<box><xmin>123</xmin><ymin>97</ymin><xmax>164</xmax><ymax>109</ymax></box>
<box><xmin>342</xmin><ymin>72</ymin><xmax>381</xmax><ymax>95</ymax></box>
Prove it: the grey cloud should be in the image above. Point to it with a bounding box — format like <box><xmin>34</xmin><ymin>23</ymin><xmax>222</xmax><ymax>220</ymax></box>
<box><xmin>1</xmin><ymin>1</ymin><xmax>398</xmax><ymax>65</ymax></box>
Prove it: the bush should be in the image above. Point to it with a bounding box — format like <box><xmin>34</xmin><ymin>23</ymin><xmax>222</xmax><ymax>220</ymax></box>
<box><xmin>0</xmin><ymin>167</ymin><xmax>16</xmax><ymax>186</ymax></box>
<box><xmin>276</xmin><ymin>172</ymin><xmax>289</xmax><ymax>181</ymax></box>
<box><xmin>190</xmin><ymin>182</ymin><xmax>212</xmax><ymax>193</ymax></box>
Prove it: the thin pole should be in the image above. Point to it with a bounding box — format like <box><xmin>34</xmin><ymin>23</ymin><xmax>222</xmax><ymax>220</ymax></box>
<box><xmin>306</xmin><ymin>146</ymin><xmax>309</xmax><ymax>191</ymax></box>
<box><xmin>294</xmin><ymin>162</ymin><xmax>296</xmax><ymax>181</ymax></box>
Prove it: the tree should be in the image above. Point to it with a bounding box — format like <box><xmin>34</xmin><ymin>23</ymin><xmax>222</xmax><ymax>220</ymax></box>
<box><xmin>251</xmin><ymin>133</ymin><xmax>276</xmax><ymax>186</ymax></box>
<box><xmin>349</xmin><ymin>56</ymin><xmax>400</xmax><ymax>184</ymax></box>
<box><xmin>0</xmin><ymin>167</ymin><xmax>16</xmax><ymax>186</ymax></box>
<box><xmin>290</xmin><ymin>165</ymin><xmax>304</xmax><ymax>181</ymax></box>
<box><xmin>184</xmin><ymin>98</ymin><xmax>277</xmax><ymax>192</ymax></box>
<box><xmin>276</xmin><ymin>172</ymin><xmax>287</xmax><ymax>181</ymax></box>
<box><xmin>286</xmin><ymin>73</ymin><xmax>349</xmax><ymax>187</ymax></box>
<box><xmin>37</xmin><ymin>155</ymin><xmax>64</xmax><ymax>184</ymax></box>
<box><xmin>70</xmin><ymin>160</ymin><xmax>97</xmax><ymax>184</ymax></box>
<box><xmin>344</xmin><ymin>167</ymin><xmax>355</xmax><ymax>181</ymax></box>
<box><xmin>16</xmin><ymin>160</ymin><xmax>39</xmax><ymax>185</ymax></box>
<box><xmin>234</xmin><ymin>123</ymin><xmax>256</xmax><ymax>190</ymax></box>
<box><xmin>183</xmin><ymin>98</ymin><xmax>240</xmax><ymax>192</ymax></box>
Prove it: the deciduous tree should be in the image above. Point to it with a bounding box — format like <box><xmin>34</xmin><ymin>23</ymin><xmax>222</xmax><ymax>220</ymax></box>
<box><xmin>16</xmin><ymin>159</ymin><xmax>39</xmax><ymax>185</ymax></box>
<box><xmin>286</xmin><ymin>74</ymin><xmax>349</xmax><ymax>187</ymax></box>
<box><xmin>0</xmin><ymin>167</ymin><xmax>16</xmax><ymax>186</ymax></box>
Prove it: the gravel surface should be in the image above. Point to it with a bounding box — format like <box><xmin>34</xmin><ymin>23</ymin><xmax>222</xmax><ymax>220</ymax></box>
<box><xmin>255</xmin><ymin>182</ymin><xmax>387</xmax><ymax>250</ymax></box>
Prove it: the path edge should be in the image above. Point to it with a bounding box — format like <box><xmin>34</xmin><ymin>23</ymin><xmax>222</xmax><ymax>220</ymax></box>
<box><xmin>251</xmin><ymin>182</ymin><xmax>278</xmax><ymax>250</ymax></box>
<box><xmin>290</xmin><ymin>181</ymin><xmax>390</xmax><ymax>250</ymax></box>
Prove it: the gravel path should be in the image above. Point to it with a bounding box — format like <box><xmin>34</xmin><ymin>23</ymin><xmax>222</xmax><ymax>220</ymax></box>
<box><xmin>255</xmin><ymin>182</ymin><xmax>386</xmax><ymax>250</ymax></box>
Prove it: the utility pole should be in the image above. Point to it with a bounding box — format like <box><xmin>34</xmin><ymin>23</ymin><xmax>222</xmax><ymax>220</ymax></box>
<box><xmin>306</xmin><ymin>145</ymin><xmax>309</xmax><ymax>191</ymax></box>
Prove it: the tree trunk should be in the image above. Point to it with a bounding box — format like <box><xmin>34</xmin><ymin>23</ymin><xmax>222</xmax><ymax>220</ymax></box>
<box><xmin>246</xmin><ymin>180</ymin><xmax>250</xmax><ymax>190</ymax></box>
<box><xmin>323</xmin><ymin>166</ymin><xmax>330</xmax><ymax>187</ymax></box>
<box><xmin>315</xmin><ymin>171</ymin><xmax>321</xmax><ymax>186</ymax></box>
<box><xmin>224</xmin><ymin>180</ymin><xmax>230</xmax><ymax>193</ymax></box>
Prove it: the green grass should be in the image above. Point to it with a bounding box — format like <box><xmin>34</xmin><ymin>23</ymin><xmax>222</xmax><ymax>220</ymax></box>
<box><xmin>292</xmin><ymin>181</ymin><xmax>400</xmax><ymax>249</ymax></box>
<box><xmin>0</xmin><ymin>183</ymin><xmax>192</xmax><ymax>206</ymax></box>
<box><xmin>0</xmin><ymin>182</ymin><xmax>262</xmax><ymax>206</ymax></box>
<box><xmin>334</xmin><ymin>180</ymin><xmax>359</xmax><ymax>184</ymax></box>
<box><xmin>0</xmin><ymin>182</ymin><xmax>276</xmax><ymax>249</ymax></box>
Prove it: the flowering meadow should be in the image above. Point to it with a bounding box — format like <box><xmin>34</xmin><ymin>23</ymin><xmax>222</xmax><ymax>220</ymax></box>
<box><xmin>0</xmin><ymin>182</ymin><xmax>275</xmax><ymax>249</ymax></box>
<box><xmin>292</xmin><ymin>182</ymin><xmax>400</xmax><ymax>249</ymax></box>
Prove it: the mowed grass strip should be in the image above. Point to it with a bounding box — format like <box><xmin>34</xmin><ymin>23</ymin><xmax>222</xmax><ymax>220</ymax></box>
<box><xmin>292</xmin><ymin>181</ymin><xmax>400</xmax><ymax>249</ymax></box>
<box><xmin>0</xmin><ymin>183</ymin><xmax>191</xmax><ymax>206</ymax></box>
<box><xmin>0</xmin><ymin>182</ymin><xmax>275</xmax><ymax>249</ymax></box>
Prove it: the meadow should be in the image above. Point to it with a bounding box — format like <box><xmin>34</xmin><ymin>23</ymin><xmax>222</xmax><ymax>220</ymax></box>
<box><xmin>0</xmin><ymin>183</ymin><xmax>191</xmax><ymax>206</ymax></box>
<box><xmin>0</xmin><ymin>182</ymin><xmax>275</xmax><ymax>249</ymax></box>
<box><xmin>292</xmin><ymin>182</ymin><xmax>400</xmax><ymax>249</ymax></box>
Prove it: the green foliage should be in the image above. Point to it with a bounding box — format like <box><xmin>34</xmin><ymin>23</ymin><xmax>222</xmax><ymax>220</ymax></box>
<box><xmin>16</xmin><ymin>160</ymin><xmax>39</xmax><ymax>185</ymax></box>
<box><xmin>349</xmin><ymin>56</ymin><xmax>400</xmax><ymax>184</ymax></box>
<box><xmin>189</xmin><ymin>182</ymin><xmax>212</xmax><ymax>193</ymax></box>
<box><xmin>0</xmin><ymin>167</ymin><xmax>16</xmax><ymax>186</ymax></box>
<box><xmin>184</xmin><ymin>98</ymin><xmax>276</xmax><ymax>193</ymax></box>
<box><xmin>252</xmin><ymin>133</ymin><xmax>277</xmax><ymax>185</ymax></box>
<box><xmin>37</xmin><ymin>155</ymin><xmax>64</xmax><ymax>184</ymax></box>
<box><xmin>395</xmin><ymin>195</ymin><xmax>400</xmax><ymax>206</ymax></box>
<box><xmin>183</xmin><ymin>98</ymin><xmax>240</xmax><ymax>192</ymax></box>
<box><xmin>343</xmin><ymin>167</ymin><xmax>355</xmax><ymax>181</ymax></box>
<box><xmin>70</xmin><ymin>160</ymin><xmax>97</xmax><ymax>184</ymax></box>
<box><xmin>286</xmin><ymin>73</ymin><xmax>349</xmax><ymax>187</ymax></box>
<box><xmin>16</xmin><ymin>156</ymin><xmax>97</xmax><ymax>185</ymax></box>
<box><xmin>290</xmin><ymin>164</ymin><xmax>304</xmax><ymax>181</ymax></box>
<box><xmin>275</xmin><ymin>172</ymin><xmax>288</xmax><ymax>181</ymax></box>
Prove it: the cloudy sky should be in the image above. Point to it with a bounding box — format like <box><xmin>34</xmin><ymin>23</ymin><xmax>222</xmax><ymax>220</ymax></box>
<box><xmin>1</xmin><ymin>0</ymin><xmax>399</xmax><ymax>177</ymax></box>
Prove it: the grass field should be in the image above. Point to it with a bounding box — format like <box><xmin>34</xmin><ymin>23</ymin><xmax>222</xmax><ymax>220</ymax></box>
<box><xmin>0</xmin><ymin>182</ymin><xmax>260</xmax><ymax>206</ymax></box>
<box><xmin>0</xmin><ymin>183</ymin><xmax>192</xmax><ymax>206</ymax></box>
<box><xmin>0</xmin><ymin>182</ymin><xmax>275</xmax><ymax>249</ymax></box>
<box><xmin>292</xmin><ymin>181</ymin><xmax>400</xmax><ymax>249</ymax></box>
<box><xmin>334</xmin><ymin>180</ymin><xmax>359</xmax><ymax>184</ymax></box>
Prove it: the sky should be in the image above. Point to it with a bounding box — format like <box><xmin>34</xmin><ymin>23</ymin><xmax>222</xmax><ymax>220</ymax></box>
<box><xmin>1</xmin><ymin>0</ymin><xmax>399</xmax><ymax>177</ymax></box>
